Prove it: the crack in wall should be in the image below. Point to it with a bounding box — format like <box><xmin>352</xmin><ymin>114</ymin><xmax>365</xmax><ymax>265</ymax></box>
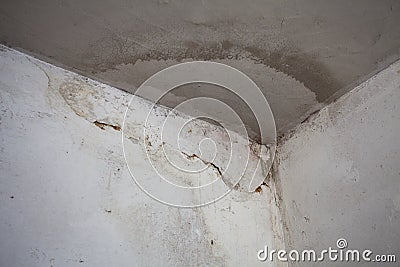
<box><xmin>181</xmin><ymin>151</ymin><xmax>245</xmax><ymax>191</ymax></box>
<box><xmin>93</xmin><ymin>120</ymin><xmax>121</xmax><ymax>131</ymax></box>
<box><xmin>181</xmin><ymin>151</ymin><xmax>223</xmax><ymax>176</ymax></box>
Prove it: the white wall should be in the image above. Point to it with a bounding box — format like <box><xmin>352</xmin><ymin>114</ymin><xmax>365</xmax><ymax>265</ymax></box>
<box><xmin>0</xmin><ymin>47</ymin><xmax>284</xmax><ymax>266</ymax></box>
<box><xmin>275</xmin><ymin>59</ymin><xmax>400</xmax><ymax>265</ymax></box>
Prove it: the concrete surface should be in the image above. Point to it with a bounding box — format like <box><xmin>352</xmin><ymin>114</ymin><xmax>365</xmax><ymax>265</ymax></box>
<box><xmin>1</xmin><ymin>0</ymin><xmax>400</xmax><ymax>139</ymax></box>
<box><xmin>274</xmin><ymin>58</ymin><xmax>400</xmax><ymax>265</ymax></box>
<box><xmin>0</xmin><ymin>47</ymin><xmax>284</xmax><ymax>266</ymax></box>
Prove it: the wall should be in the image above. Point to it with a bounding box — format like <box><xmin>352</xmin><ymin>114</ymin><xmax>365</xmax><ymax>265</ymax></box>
<box><xmin>0</xmin><ymin>47</ymin><xmax>284</xmax><ymax>266</ymax></box>
<box><xmin>275</xmin><ymin>59</ymin><xmax>400</xmax><ymax>265</ymax></box>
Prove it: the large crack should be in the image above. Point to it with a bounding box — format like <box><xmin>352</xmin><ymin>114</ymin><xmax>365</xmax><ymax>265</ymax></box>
<box><xmin>181</xmin><ymin>151</ymin><xmax>237</xmax><ymax>189</ymax></box>
<box><xmin>181</xmin><ymin>151</ymin><xmax>222</xmax><ymax>176</ymax></box>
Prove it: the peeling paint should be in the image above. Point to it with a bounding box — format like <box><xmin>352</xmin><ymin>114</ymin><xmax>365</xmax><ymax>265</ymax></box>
<box><xmin>93</xmin><ymin>120</ymin><xmax>121</xmax><ymax>131</ymax></box>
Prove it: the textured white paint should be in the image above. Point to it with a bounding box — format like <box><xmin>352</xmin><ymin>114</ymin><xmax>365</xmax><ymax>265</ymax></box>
<box><xmin>276</xmin><ymin>59</ymin><xmax>400</xmax><ymax>266</ymax></box>
<box><xmin>0</xmin><ymin>47</ymin><xmax>284</xmax><ymax>266</ymax></box>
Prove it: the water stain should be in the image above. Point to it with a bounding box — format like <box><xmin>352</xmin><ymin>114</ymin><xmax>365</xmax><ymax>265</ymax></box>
<box><xmin>83</xmin><ymin>37</ymin><xmax>341</xmax><ymax>103</ymax></box>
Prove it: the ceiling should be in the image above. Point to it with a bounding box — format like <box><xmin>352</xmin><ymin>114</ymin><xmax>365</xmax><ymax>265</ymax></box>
<box><xmin>1</xmin><ymin>0</ymin><xmax>400</xmax><ymax>141</ymax></box>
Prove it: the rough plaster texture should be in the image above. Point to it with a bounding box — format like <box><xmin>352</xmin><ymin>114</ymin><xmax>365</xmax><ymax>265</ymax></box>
<box><xmin>275</xmin><ymin>59</ymin><xmax>400</xmax><ymax>265</ymax></box>
<box><xmin>0</xmin><ymin>47</ymin><xmax>285</xmax><ymax>266</ymax></box>
<box><xmin>1</xmin><ymin>0</ymin><xmax>400</xmax><ymax>138</ymax></box>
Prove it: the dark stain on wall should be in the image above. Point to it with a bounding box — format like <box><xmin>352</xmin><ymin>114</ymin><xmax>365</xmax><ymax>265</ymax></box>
<box><xmin>81</xmin><ymin>36</ymin><xmax>341</xmax><ymax>102</ymax></box>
